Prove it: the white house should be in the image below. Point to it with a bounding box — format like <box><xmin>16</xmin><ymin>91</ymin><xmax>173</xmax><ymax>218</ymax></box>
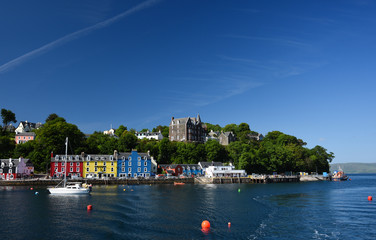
<box><xmin>15</xmin><ymin>121</ymin><xmax>42</xmax><ymax>134</ymax></box>
<box><xmin>204</xmin><ymin>164</ymin><xmax>247</xmax><ymax>178</ymax></box>
<box><xmin>135</xmin><ymin>130</ymin><xmax>164</xmax><ymax>140</ymax></box>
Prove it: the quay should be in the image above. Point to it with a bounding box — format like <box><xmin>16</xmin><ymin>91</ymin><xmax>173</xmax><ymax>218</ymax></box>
<box><xmin>0</xmin><ymin>175</ymin><xmax>303</xmax><ymax>186</ymax></box>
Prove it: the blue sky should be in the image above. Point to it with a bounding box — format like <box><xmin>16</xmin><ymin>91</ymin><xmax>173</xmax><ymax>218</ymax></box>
<box><xmin>1</xmin><ymin>0</ymin><xmax>375</xmax><ymax>163</ymax></box>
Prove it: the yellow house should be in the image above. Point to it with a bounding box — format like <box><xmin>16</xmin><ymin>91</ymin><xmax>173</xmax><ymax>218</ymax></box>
<box><xmin>83</xmin><ymin>154</ymin><xmax>117</xmax><ymax>179</ymax></box>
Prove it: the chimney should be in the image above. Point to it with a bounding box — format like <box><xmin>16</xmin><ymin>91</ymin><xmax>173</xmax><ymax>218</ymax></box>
<box><xmin>114</xmin><ymin>150</ymin><xmax>118</xmax><ymax>159</ymax></box>
<box><xmin>51</xmin><ymin>152</ymin><xmax>54</xmax><ymax>158</ymax></box>
<box><xmin>147</xmin><ymin>150</ymin><xmax>150</xmax><ymax>156</ymax></box>
<box><xmin>171</xmin><ymin>117</ymin><xmax>174</xmax><ymax>121</ymax></box>
<box><xmin>81</xmin><ymin>152</ymin><xmax>85</xmax><ymax>158</ymax></box>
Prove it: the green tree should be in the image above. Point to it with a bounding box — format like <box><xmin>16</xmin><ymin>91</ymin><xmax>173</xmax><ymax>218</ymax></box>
<box><xmin>0</xmin><ymin>135</ymin><xmax>15</xmax><ymax>158</ymax></box>
<box><xmin>115</xmin><ymin>125</ymin><xmax>127</xmax><ymax>137</ymax></box>
<box><xmin>205</xmin><ymin>123</ymin><xmax>222</xmax><ymax>132</ymax></box>
<box><xmin>205</xmin><ymin>139</ymin><xmax>228</xmax><ymax>162</ymax></box>
<box><xmin>45</xmin><ymin>113</ymin><xmax>59</xmax><ymax>123</ymax></box>
<box><xmin>152</xmin><ymin>125</ymin><xmax>169</xmax><ymax>137</ymax></box>
<box><xmin>1</xmin><ymin>108</ymin><xmax>16</xmax><ymax>132</ymax></box>
<box><xmin>86</xmin><ymin>132</ymin><xmax>118</xmax><ymax>154</ymax></box>
<box><xmin>118</xmin><ymin>132</ymin><xmax>138</xmax><ymax>152</ymax></box>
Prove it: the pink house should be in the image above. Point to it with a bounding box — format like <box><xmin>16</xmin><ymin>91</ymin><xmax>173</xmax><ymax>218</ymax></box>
<box><xmin>15</xmin><ymin>132</ymin><xmax>36</xmax><ymax>144</ymax></box>
<box><xmin>0</xmin><ymin>158</ymin><xmax>34</xmax><ymax>180</ymax></box>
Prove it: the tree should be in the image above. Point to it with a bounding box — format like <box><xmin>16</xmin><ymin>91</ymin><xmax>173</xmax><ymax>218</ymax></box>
<box><xmin>205</xmin><ymin>139</ymin><xmax>228</xmax><ymax>162</ymax></box>
<box><xmin>45</xmin><ymin>113</ymin><xmax>59</xmax><ymax>123</ymax></box>
<box><xmin>86</xmin><ymin>132</ymin><xmax>118</xmax><ymax>154</ymax></box>
<box><xmin>0</xmin><ymin>135</ymin><xmax>15</xmax><ymax>158</ymax></box>
<box><xmin>152</xmin><ymin>125</ymin><xmax>169</xmax><ymax>137</ymax></box>
<box><xmin>118</xmin><ymin>132</ymin><xmax>138</xmax><ymax>152</ymax></box>
<box><xmin>140</xmin><ymin>128</ymin><xmax>149</xmax><ymax>133</ymax></box>
<box><xmin>205</xmin><ymin>123</ymin><xmax>222</xmax><ymax>132</ymax></box>
<box><xmin>1</xmin><ymin>108</ymin><xmax>16</xmax><ymax>131</ymax></box>
<box><xmin>115</xmin><ymin>125</ymin><xmax>127</xmax><ymax>137</ymax></box>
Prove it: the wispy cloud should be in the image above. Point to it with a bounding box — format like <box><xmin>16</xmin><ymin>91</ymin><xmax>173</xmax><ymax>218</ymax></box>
<box><xmin>226</xmin><ymin>35</ymin><xmax>311</xmax><ymax>48</ymax></box>
<box><xmin>0</xmin><ymin>0</ymin><xmax>160</xmax><ymax>74</ymax></box>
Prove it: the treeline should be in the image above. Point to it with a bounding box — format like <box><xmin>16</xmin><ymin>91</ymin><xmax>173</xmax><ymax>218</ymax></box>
<box><xmin>0</xmin><ymin>110</ymin><xmax>334</xmax><ymax>174</ymax></box>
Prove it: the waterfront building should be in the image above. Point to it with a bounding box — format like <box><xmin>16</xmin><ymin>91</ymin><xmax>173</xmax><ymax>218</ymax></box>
<box><xmin>247</xmin><ymin>133</ymin><xmax>264</xmax><ymax>141</ymax></box>
<box><xmin>15</xmin><ymin>132</ymin><xmax>36</xmax><ymax>144</ymax></box>
<box><xmin>117</xmin><ymin>150</ymin><xmax>152</xmax><ymax>178</ymax></box>
<box><xmin>103</xmin><ymin>128</ymin><xmax>118</xmax><ymax>138</ymax></box>
<box><xmin>169</xmin><ymin>114</ymin><xmax>206</xmax><ymax>142</ymax></box>
<box><xmin>179</xmin><ymin>164</ymin><xmax>203</xmax><ymax>176</ymax></box>
<box><xmin>135</xmin><ymin>130</ymin><xmax>164</xmax><ymax>140</ymax></box>
<box><xmin>51</xmin><ymin>154</ymin><xmax>84</xmax><ymax>179</ymax></box>
<box><xmin>83</xmin><ymin>154</ymin><xmax>117</xmax><ymax>179</ymax></box>
<box><xmin>205</xmin><ymin>130</ymin><xmax>236</xmax><ymax>145</ymax></box>
<box><xmin>0</xmin><ymin>158</ymin><xmax>34</xmax><ymax>180</ymax></box>
<box><xmin>204</xmin><ymin>164</ymin><xmax>247</xmax><ymax>178</ymax></box>
<box><xmin>159</xmin><ymin>164</ymin><xmax>183</xmax><ymax>176</ymax></box>
<box><xmin>15</xmin><ymin>121</ymin><xmax>42</xmax><ymax>134</ymax></box>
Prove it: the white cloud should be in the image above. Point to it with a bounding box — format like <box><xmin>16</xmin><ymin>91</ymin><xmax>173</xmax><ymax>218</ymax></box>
<box><xmin>0</xmin><ymin>0</ymin><xmax>161</xmax><ymax>74</ymax></box>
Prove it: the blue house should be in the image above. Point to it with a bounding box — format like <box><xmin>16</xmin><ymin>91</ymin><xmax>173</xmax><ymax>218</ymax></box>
<box><xmin>117</xmin><ymin>150</ymin><xmax>152</xmax><ymax>178</ymax></box>
<box><xmin>180</xmin><ymin>164</ymin><xmax>203</xmax><ymax>176</ymax></box>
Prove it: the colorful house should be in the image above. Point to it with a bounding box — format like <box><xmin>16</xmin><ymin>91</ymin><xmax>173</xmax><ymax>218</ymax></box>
<box><xmin>83</xmin><ymin>154</ymin><xmax>117</xmax><ymax>179</ymax></box>
<box><xmin>180</xmin><ymin>164</ymin><xmax>203</xmax><ymax>176</ymax></box>
<box><xmin>0</xmin><ymin>158</ymin><xmax>34</xmax><ymax>180</ymax></box>
<box><xmin>159</xmin><ymin>164</ymin><xmax>183</xmax><ymax>176</ymax></box>
<box><xmin>51</xmin><ymin>154</ymin><xmax>84</xmax><ymax>179</ymax></box>
<box><xmin>117</xmin><ymin>150</ymin><xmax>152</xmax><ymax>178</ymax></box>
<box><xmin>15</xmin><ymin>132</ymin><xmax>36</xmax><ymax>144</ymax></box>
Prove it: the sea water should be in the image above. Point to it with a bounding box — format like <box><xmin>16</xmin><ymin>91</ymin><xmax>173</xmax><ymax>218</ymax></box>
<box><xmin>1</xmin><ymin>175</ymin><xmax>376</xmax><ymax>239</ymax></box>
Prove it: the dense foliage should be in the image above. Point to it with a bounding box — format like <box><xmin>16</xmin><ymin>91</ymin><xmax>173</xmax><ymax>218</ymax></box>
<box><xmin>0</xmin><ymin>110</ymin><xmax>334</xmax><ymax>174</ymax></box>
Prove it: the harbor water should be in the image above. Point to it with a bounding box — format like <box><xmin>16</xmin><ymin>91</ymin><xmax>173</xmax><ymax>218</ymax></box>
<box><xmin>1</xmin><ymin>174</ymin><xmax>376</xmax><ymax>239</ymax></box>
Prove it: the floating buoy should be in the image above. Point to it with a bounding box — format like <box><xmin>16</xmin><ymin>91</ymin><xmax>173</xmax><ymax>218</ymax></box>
<box><xmin>35</xmin><ymin>192</ymin><xmax>39</xmax><ymax>195</ymax></box>
<box><xmin>131</xmin><ymin>189</ymin><xmax>134</xmax><ymax>191</ymax></box>
<box><xmin>228</xmin><ymin>222</ymin><xmax>231</xmax><ymax>228</ymax></box>
<box><xmin>349</xmin><ymin>178</ymin><xmax>352</xmax><ymax>181</ymax></box>
<box><xmin>368</xmin><ymin>196</ymin><xmax>373</xmax><ymax>201</ymax></box>
<box><xmin>238</xmin><ymin>189</ymin><xmax>241</xmax><ymax>193</ymax></box>
<box><xmin>30</xmin><ymin>187</ymin><xmax>33</xmax><ymax>190</ymax></box>
<box><xmin>201</xmin><ymin>220</ymin><xmax>210</xmax><ymax>229</ymax></box>
<box><xmin>87</xmin><ymin>205</ymin><xmax>93</xmax><ymax>210</ymax></box>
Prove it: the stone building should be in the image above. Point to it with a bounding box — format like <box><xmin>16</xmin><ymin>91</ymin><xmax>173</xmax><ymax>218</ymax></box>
<box><xmin>169</xmin><ymin>114</ymin><xmax>206</xmax><ymax>143</ymax></box>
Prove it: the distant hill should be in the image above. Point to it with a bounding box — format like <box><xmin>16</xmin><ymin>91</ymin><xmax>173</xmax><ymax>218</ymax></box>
<box><xmin>330</xmin><ymin>163</ymin><xmax>376</xmax><ymax>174</ymax></box>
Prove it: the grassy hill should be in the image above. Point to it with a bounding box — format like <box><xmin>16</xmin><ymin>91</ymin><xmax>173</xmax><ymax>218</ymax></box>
<box><xmin>330</xmin><ymin>163</ymin><xmax>376</xmax><ymax>174</ymax></box>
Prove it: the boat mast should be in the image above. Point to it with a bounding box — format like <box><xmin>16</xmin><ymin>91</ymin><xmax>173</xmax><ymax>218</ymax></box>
<box><xmin>64</xmin><ymin>137</ymin><xmax>68</xmax><ymax>187</ymax></box>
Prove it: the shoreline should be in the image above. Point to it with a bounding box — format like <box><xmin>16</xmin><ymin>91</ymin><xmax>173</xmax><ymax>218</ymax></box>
<box><xmin>0</xmin><ymin>175</ymin><xmax>311</xmax><ymax>186</ymax></box>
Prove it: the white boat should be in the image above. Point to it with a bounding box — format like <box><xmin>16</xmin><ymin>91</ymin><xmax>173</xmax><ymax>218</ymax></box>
<box><xmin>48</xmin><ymin>137</ymin><xmax>91</xmax><ymax>195</ymax></box>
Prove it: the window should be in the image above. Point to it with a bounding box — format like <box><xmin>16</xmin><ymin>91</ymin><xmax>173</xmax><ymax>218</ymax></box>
<box><xmin>128</xmin><ymin>162</ymin><xmax>132</xmax><ymax>166</ymax></box>
<box><xmin>104</xmin><ymin>161</ymin><xmax>106</xmax><ymax>166</ymax></box>
<box><xmin>86</xmin><ymin>168</ymin><xmax>89</xmax><ymax>172</ymax></box>
<box><xmin>103</xmin><ymin>167</ymin><xmax>106</xmax><ymax>172</ymax></box>
<box><xmin>70</xmin><ymin>162</ymin><xmax>73</xmax><ymax>166</ymax></box>
<box><xmin>134</xmin><ymin>173</ymin><xmax>137</xmax><ymax>178</ymax></box>
<box><xmin>144</xmin><ymin>167</ymin><xmax>147</xmax><ymax>172</ymax></box>
<box><xmin>144</xmin><ymin>162</ymin><xmax>147</xmax><ymax>166</ymax></box>
<box><xmin>110</xmin><ymin>155</ymin><xmax>113</xmax><ymax>161</ymax></box>
<box><xmin>62</xmin><ymin>162</ymin><xmax>65</xmax><ymax>166</ymax></box>
<box><xmin>138</xmin><ymin>167</ymin><xmax>141</xmax><ymax>172</ymax></box>
<box><xmin>138</xmin><ymin>162</ymin><xmax>141</xmax><ymax>166</ymax></box>
<box><xmin>87</xmin><ymin>162</ymin><xmax>89</xmax><ymax>166</ymax></box>
<box><xmin>128</xmin><ymin>167</ymin><xmax>132</xmax><ymax>173</ymax></box>
<box><xmin>138</xmin><ymin>157</ymin><xmax>141</xmax><ymax>161</ymax></box>
<box><xmin>76</xmin><ymin>162</ymin><xmax>80</xmax><ymax>166</ymax></box>
<box><xmin>111</xmin><ymin>168</ymin><xmax>114</xmax><ymax>172</ymax></box>
<box><xmin>75</xmin><ymin>155</ymin><xmax>80</xmax><ymax>160</ymax></box>
<box><xmin>122</xmin><ymin>156</ymin><xmax>126</xmax><ymax>160</ymax></box>
<box><xmin>76</xmin><ymin>167</ymin><xmax>79</xmax><ymax>172</ymax></box>
<box><xmin>129</xmin><ymin>157</ymin><xmax>132</xmax><ymax>161</ymax></box>
<box><xmin>62</xmin><ymin>167</ymin><xmax>64</xmax><ymax>172</ymax></box>
<box><xmin>95</xmin><ymin>162</ymin><xmax>98</xmax><ymax>166</ymax></box>
<box><xmin>146</xmin><ymin>173</ymin><xmax>150</xmax><ymax>177</ymax></box>
<box><xmin>77</xmin><ymin>173</ymin><xmax>80</xmax><ymax>177</ymax></box>
<box><xmin>111</xmin><ymin>162</ymin><xmax>114</xmax><ymax>166</ymax></box>
<box><xmin>55</xmin><ymin>168</ymin><xmax>58</xmax><ymax>172</ymax></box>
<box><xmin>122</xmin><ymin>167</ymin><xmax>125</xmax><ymax>172</ymax></box>
<box><xmin>87</xmin><ymin>155</ymin><xmax>91</xmax><ymax>161</ymax></box>
<box><xmin>0</xmin><ymin>169</ymin><xmax>2</xmax><ymax>173</ymax></box>
<box><xmin>70</xmin><ymin>167</ymin><xmax>73</xmax><ymax>172</ymax></box>
<box><xmin>95</xmin><ymin>167</ymin><xmax>97</xmax><ymax>172</ymax></box>
<box><xmin>122</xmin><ymin>162</ymin><xmax>125</xmax><ymax>166</ymax></box>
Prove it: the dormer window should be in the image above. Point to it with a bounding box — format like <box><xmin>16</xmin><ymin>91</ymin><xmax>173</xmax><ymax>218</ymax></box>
<box><xmin>55</xmin><ymin>155</ymin><xmax>59</xmax><ymax>160</ymax></box>
<box><xmin>69</xmin><ymin>156</ymin><xmax>73</xmax><ymax>160</ymax></box>
<box><xmin>110</xmin><ymin>156</ymin><xmax>113</xmax><ymax>161</ymax></box>
<box><xmin>138</xmin><ymin>157</ymin><xmax>141</xmax><ymax>161</ymax></box>
<box><xmin>87</xmin><ymin>155</ymin><xmax>91</xmax><ymax>161</ymax></box>
<box><xmin>122</xmin><ymin>156</ymin><xmax>126</xmax><ymax>160</ymax></box>
<box><xmin>95</xmin><ymin>157</ymin><xmax>99</xmax><ymax>160</ymax></box>
<box><xmin>75</xmin><ymin>155</ymin><xmax>80</xmax><ymax>161</ymax></box>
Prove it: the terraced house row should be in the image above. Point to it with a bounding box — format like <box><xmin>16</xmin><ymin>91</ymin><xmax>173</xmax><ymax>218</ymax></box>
<box><xmin>50</xmin><ymin>150</ymin><xmax>157</xmax><ymax>179</ymax></box>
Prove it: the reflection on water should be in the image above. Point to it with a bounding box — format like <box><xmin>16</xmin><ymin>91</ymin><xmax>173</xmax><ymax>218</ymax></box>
<box><xmin>0</xmin><ymin>175</ymin><xmax>376</xmax><ymax>239</ymax></box>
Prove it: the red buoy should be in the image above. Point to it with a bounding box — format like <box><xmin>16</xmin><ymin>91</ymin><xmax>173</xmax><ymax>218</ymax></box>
<box><xmin>228</xmin><ymin>222</ymin><xmax>231</xmax><ymax>228</ymax></box>
<box><xmin>87</xmin><ymin>205</ymin><xmax>93</xmax><ymax>210</ymax></box>
<box><xmin>30</xmin><ymin>187</ymin><xmax>33</xmax><ymax>190</ymax></box>
<box><xmin>368</xmin><ymin>196</ymin><xmax>373</xmax><ymax>201</ymax></box>
<box><xmin>201</xmin><ymin>220</ymin><xmax>210</xmax><ymax>229</ymax></box>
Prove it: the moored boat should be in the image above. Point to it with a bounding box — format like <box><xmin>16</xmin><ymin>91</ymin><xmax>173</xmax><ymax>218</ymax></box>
<box><xmin>332</xmin><ymin>167</ymin><xmax>348</xmax><ymax>181</ymax></box>
<box><xmin>174</xmin><ymin>182</ymin><xmax>185</xmax><ymax>185</ymax></box>
<box><xmin>47</xmin><ymin>137</ymin><xmax>92</xmax><ymax>195</ymax></box>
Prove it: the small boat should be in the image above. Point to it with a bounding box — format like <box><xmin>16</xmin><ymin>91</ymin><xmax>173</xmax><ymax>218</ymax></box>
<box><xmin>174</xmin><ymin>182</ymin><xmax>185</xmax><ymax>186</ymax></box>
<box><xmin>332</xmin><ymin>167</ymin><xmax>348</xmax><ymax>181</ymax></box>
<box><xmin>48</xmin><ymin>137</ymin><xmax>91</xmax><ymax>195</ymax></box>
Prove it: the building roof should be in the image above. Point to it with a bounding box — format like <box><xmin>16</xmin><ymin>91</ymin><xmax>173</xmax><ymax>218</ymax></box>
<box><xmin>199</xmin><ymin>161</ymin><xmax>223</xmax><ymax>168</ymax></box>
<box><xmin>16</xmin><ymin>132</ymin><xmax>36</xmax><ymax>136</ymax></box>
<box><xmin>0</xmin><ymin>158</ymin><xmax>33</xmax><ymax>168</ymax></box>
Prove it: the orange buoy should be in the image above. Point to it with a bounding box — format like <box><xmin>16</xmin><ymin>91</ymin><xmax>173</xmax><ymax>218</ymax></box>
<box><xmin>368</xmin><ymin>196</ymin><xmax>373</xmax><ymax>201</ymax></box>
<box><xmin>87</xmin><ymin>205</ymin><xmax>93</xmax><ymax>210</ymax></box>
<box><xmin>201</xmin><ymin>220</ymin><xmax>210</xmax><ymax>229</ymax></box>
<box><xmin>228</xmin><ymin>222</ymin><xmax>231</xmax><ymax>228</ymax></box>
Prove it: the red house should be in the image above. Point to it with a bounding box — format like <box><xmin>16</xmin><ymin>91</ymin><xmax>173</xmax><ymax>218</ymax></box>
<box><xmin>51</xmin><ymin>154</ymin><xmax>84</xmax><ymax>179</ymax></box>
<box><xmin>159</xmin><ymin>164</ymin><xmax>183</xmax><ymax>176</ymax></box>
